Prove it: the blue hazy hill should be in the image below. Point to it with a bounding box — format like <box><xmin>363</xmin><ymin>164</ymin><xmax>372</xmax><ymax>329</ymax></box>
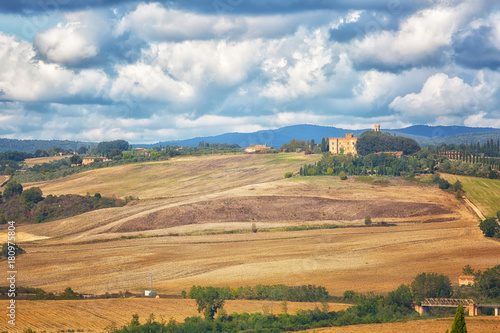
<box><xmin>141</xmin><ymin>124</ymin><xmax>500</xmax><ymax>149</ymax></box>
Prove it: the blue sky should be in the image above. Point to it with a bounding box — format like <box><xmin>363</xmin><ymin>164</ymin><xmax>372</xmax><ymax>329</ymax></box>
<box><xmin>1</xmin><ymin>0</ymin><xmax>500</xmax><ymax>143</ymax></box>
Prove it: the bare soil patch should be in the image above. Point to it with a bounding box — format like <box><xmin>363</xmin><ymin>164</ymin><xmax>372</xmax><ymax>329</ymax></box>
<box><xmin>114</xmin><ymin>195</ymin><xmax>452</xmax><ymax>232</ymax></box>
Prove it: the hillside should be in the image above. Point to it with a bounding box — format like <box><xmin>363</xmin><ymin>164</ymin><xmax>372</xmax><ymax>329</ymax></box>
<box><xmin>3</xmin><ymin>153</ymin><xmax>498</xmax><ymax>294</ymax></box>
<box><xmin>0</xmin><ymin>138</ymin><xmax>97</xmax><ymax>153</ymax></box>
<box><xmin>1</xmin><ymin>153</ymin><xmax>500</xmax><ymax>332</ymax></box>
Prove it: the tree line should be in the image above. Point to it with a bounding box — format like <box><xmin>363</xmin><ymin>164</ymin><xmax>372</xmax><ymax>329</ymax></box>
<box><xmin>0</xmin><ymin>181</ymin><xmax>126</xmax><ymax>224</ymax></box>
<box><xmin>187</xmin><ymin>284</ymin><xmax>329</xmax><ymax>303</ymax></box>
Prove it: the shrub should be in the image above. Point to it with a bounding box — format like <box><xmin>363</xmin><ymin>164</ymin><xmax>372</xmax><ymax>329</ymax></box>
<box><xmin>284</xmin><ymin>171</ymin><xmax>293</xmax><ymax>178</ymax></box>
<box><xmin>455</xmin><ymin>190</ymin><xmax>464</xmax><ymax>199</ymax></box>
<box><xmin>251</xmin><ymin>223</ymin><xmax>258</xmax><ymax>233</ymax></box>
<box><xmin>488</xmin><ymin>170</ymin><xmax>498</xmax><ymax>179</ymax></box>
<box><xmin>364</xmin><ymin>215</ymin><xmax>372</xmax><ymax>225</ymax></box>
<box><xmin>339</xmin><ymin>171</ymin><xmax>347</xmax><ymax>180</ymax></box>
<box><xmin>438</xmin><ymin>178</ymin><xmax>451</xmax><ymax>189</ymax></box>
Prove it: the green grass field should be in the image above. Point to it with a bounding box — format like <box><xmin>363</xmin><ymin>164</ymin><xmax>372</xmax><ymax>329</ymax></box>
<box><xmin>441</xmin><ymin>174</ymin><xmax>500</xmax><ymax>217</ymax></box>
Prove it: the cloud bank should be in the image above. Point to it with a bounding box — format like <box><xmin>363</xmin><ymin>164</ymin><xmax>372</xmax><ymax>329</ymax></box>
<box><xmin>0</xmin><ymin>0</ymin><xmax>499</xmax><ymax>142</ymax></box>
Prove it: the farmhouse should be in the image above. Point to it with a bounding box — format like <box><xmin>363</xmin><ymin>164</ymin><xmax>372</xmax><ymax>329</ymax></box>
<box><xmin>82</xmin><ymin>156</ymin><xmax>112</xmax><ymax>166</ymax></box>
<box><xmin>245</xmin><ymin>143</ymin><xmax>272</xmax><ymax>153</ymax></box>
<box><xmin>459</xmin><ymin>275</ymin><xmax>475</xmax><ymax>286</ymax></box>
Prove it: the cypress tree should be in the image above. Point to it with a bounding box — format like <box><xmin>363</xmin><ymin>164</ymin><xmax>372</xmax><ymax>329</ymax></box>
<box><xmin>450</xmin><ymin>304</ymin><xmax>467</xmax><ymax>333</ymax></box>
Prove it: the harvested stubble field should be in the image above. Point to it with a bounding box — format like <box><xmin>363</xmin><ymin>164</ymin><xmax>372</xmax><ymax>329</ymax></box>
<box><xmin>1</xmin><ymin>153</ymin><xmax>500</xmax><ymax>332</ymax></box>
<box><xmin>299</xmin><ymin>316</ymin><xmax>500</xmax><ymax>333</ymax></box>
<box><xmin>0</xmin><ymin>299</ymin><xmax>350</xmax><ymax>332</ymax></box>
<box><xmin>24</xmin><ymin>155</ymin><xmax>73</xmax><ymax>168</ymax></box>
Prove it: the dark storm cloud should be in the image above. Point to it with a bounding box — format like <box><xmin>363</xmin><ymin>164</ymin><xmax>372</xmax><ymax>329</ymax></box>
<box><xmin>453</xmin><ymin>26</ymin><xmax>500</xmax><ymax>70</ymax></box>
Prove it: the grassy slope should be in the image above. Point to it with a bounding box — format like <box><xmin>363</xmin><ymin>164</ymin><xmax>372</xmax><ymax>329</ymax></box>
<box><xmin>21</xmin><ymin>153</ymin><xmax>317</xmax><ymax>200</ymax></box>
<box><xmin>441</xmin><ymin>174</ymin><xmax>500</xmax><ymax>217</ymax></box>
<box><xmin>2</xmin><ymin>153</ymin><xmax>500</xmax><ymax>332</ymax></box>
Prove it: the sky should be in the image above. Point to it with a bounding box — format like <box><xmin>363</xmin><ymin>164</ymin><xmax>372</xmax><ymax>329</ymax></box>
<box><xmin>1</xmin><ymin>0</ymin><xmax>500</xmax><ymax>143</ymax></box>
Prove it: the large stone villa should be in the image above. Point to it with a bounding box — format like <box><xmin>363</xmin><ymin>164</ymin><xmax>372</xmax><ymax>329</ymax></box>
<box><xmin>329</xmin><ymin>125</ymin><xmax>380</xmax><ymax>155</ymax></box>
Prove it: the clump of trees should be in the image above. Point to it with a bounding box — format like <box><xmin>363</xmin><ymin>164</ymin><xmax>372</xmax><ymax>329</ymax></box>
<box><xmin>0</xmin><ymin>182</ymin><xmax>126</xmax><ymax>224</ymax></box>
<box><xmin>299</xmin><ymin>152</ymin><xmax>426</xmax><ymax>177</ymax></box>
<box><xmin>356</xmin><ymin>130</ymin><xmax>420</xmax><ymax>155</ymax></box>
<box><xmin>457</xmin><ymin>264</ymin><xmax>500</xmax><ymax>301</ymax></box>
<box><xmin>280</xmin><ymin>138</ymin><xmax>329</xmax><ymax>154</ymax></box>
<box><xmin>96</xmin><ymin>140</ymin><xmax>131</xmax><ymax>157</ymax></box>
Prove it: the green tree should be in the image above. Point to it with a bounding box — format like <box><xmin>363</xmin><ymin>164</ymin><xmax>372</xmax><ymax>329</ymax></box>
<box><xmin>190</xmin><ymin>286</ymin><xmax>226</xmax><ymax>320</ymax></box>
<box><xmin>488</xmin><ymin>170</ymin><xmax>498</xmax><ymax>179</ymax></box>
<box><xmin>476</xmin><ymin>265</ymin><xmax>500</xmax><ymax>298</ymax></box>
<box><xmin>70</xmin><ymin>154</ymin><xmax>83</xmax><ymax>165</ymax></box>
<box><xmin>386</xmin><ymin>284</ymin><xmax>413</xmax><ymax>309</ymax></box>
<box><xmin>284</xmin><ymin>171</ymin><xmax>293</xmax><ymax>178</ymax></box>
<box><xmin>410</xmin><ymin>272</ymin><xmax>452</xmax><ymax>304</ymax></box>
<box><xmin>108</xmin><ymin>148</ymin><xmax>123</xmax><ymax>160</ymax></box>
<box><xmin>77</xmin><ymin>146</ymin><xmax>88</xmax><ymax>155</ymax></box>
<box><xmin>479</xmin><ymin>218</ymin><xmax>500</xmax><ymax>237</ymax></box>
<box><xmin>3</xmin><ymin>181</ymin><xmax>23</xmax><ymax>198</ymax></box>
<box><xmin>339</xmin><ymin>171</ymin><xmax>347</xmax><ymax>180</ymax></box>
<box><xmin>450</xmin><ymin>304</ymin><xmax>467</xmax><ymax>333</ymax></box>
<box><xmin>20</xmin><ymin>187</ymin><xmax>43</xmax><ymax>209</ymax></box>
<box><xmin>451</xmin><ymin>180</ymin><xmax>463</xmax><ymax>193</ymax></box>
<box><xmin>438</xmin><ymin>178</ymin><xmax>451</xmax><ymax>189</ymax></box>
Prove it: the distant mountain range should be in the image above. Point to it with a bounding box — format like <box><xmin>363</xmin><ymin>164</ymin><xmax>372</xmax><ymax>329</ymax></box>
<box><xmin>137</xmin><ymin>125</ymin><xmax>500</xmax><ymax>149</ymax></box>
<box><xmin>1</xmin><ymin>125</ymin><xmax>500</xmax><ymax>153</ymax></box>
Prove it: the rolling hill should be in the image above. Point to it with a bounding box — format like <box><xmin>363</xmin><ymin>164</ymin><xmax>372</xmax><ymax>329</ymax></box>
<box><xmin>137</xmin><ymin>124</ymin><xmax>500</xmax><ymax>149</ymax></box>
<box><xmin>1</xmin><ymin>125</ymin><xmax>500</xmax><ymax>153</ymax></box>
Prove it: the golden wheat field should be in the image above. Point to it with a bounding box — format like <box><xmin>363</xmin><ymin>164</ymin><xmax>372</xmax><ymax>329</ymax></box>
<box><xmin>1</xmin><ymin>153</ymin><xmax>500</xmax><ymax>332</ymax></box>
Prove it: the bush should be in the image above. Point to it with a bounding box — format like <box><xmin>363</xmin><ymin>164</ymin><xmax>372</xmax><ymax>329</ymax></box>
<box><xmin>488</xmin><ymin>170</ymin><xmax>498</xmax><ymax>179</ymax></box>
<box><xmin>479</xmin><ymin>218</ymin><xmax>500</xmax><ymax>237</ymax></box>
<box><xmin>438</xmin><ymin>178</ymin><xmax>451</xmax><ymax>189</ymax></box>
<box><xmin>339</xmin><ymin>171</ymin><xmax>347</xmax><ymax>180</ymax></box>
<box><xmin>284</xmin><ymin>171</ymin><xmax>293</xmax><ymax>178</ymax></box>
<box><xmin>364</xmin><ymin>215</ymin><xmax>372</xmax><ymax>225</ymax></box>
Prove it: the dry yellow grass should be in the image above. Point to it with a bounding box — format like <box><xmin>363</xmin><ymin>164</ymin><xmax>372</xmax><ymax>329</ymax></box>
<box><xmin>0</xmin><ymin>174</ymin><xmax>10</xmax><ymax>186</ymax></box>
<box><xmin>24</xmin><ymin>155</ymin><xmax>72</xmax><ymax>167</ymax></box>
<box><xmin>0</xmin><ymin>299</ymin><xmax>350</xmax><ymax>332</ymax></box>
<box><xmin>299</xmin><ymin>316</ymin><xmax>500</xmax><ymax>333</ymax></box>
<box><xmin>2</xmin><ymin>153</ymin><xmax>500</xmax><ymax>332</ymax></box>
